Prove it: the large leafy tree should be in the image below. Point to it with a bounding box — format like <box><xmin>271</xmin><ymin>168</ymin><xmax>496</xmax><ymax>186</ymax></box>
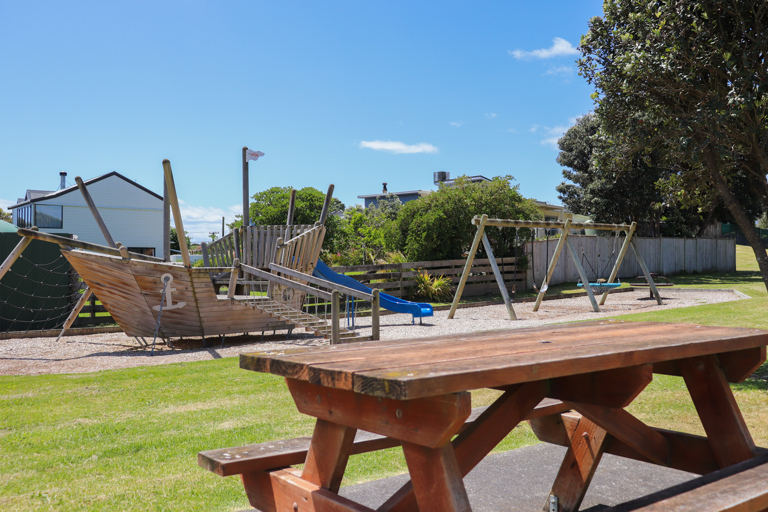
<box><xmin>556</xmin><ymin>113</ymin><xmax>758</xmax><ymax>236</ymax></box>
<box><xmin>579</xmin><ymin>0</ymin><xmax>768</xmax><ymax>289</ymax></box>
<box><xmin>392</xmin><ymin>176</ymin><xmax>540</xmax><ymax>261</ymax></box>
<box><xmin>0</xmin><ymin>207</ymin><xmax>11</xmax><ymax>223</ymax></box>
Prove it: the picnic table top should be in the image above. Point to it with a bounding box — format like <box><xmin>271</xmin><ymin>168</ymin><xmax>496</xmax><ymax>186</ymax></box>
<box><xmin>241</xmin><ymin>321</ymin><xmax>768</xmax><ymax>400</ymax></box>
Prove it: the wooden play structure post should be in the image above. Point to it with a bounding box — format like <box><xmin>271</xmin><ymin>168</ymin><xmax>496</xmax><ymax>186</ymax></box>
<box><xmin>371</xmin><ymin>289</ymin><xmax>380</xmax><ymax>341</ymax></box>
<box><xmin>631</xmin><ymin>239</ymin><xmax>663</xmax><ymax>304</ymax></box>
<box><xmin>447</xmin><ymin>214</ymin><xmax>488</xmax><ymax>319</ymax></box>
<box><xmin>163</xmin><ymin>181</ymin><xmax>171</xmax><ymax>262</ymax></box>
<box><xmin>564</xmin><ymin>232</ymin><xmax>599</xmax><ymax>312</ymax></box>
<box><xmin>331</xmin><ymin>289</ymin><xmax>340</xmax><ymax>344</ymax></box>
<box><xmin>286</xmin><ymin>189</ymin><xmax>296</xmax><ymax>225</ymax></box>
<box><xmin>599</xmin><ymin>222</ymin><xmax>637</xmax><ymax>305</ymax></box>
<box><xmin>533</xmin><ymin>218</ymin><xmax>572</xmax><ymax>312</ymax></box>
<box><xmin>75</xmin><ymin>176</ymin><xmax>117</xmax><ymax>249</ymax></box>
<box><xmin>319</xmin><ymin>184</ymin><xmax>335</xmax><ymax>225</ymax></box>
<box><xmin>227</xmin><ymin>259</ymin><xmax>240</xmax><ymax>299</ymax></box>
<box><xmin>481</xmin><ymin>229</ymin><xmax>517</xmax><ymax>320</ymax></box>
<box><xmin>242</xmin><ymin>147</ymin><xmax>250</xmax><ymax>227</ymax></box>
<box><xmin>162</xmin><ymin>159</ymin><xmax>191</xmax><ymax>268</ymax></box>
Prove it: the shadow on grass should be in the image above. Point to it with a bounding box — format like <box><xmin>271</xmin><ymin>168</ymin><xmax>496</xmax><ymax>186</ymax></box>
<box><xmin>734</xmin><ymin>361</ymin><xmax>768</xmax><ymax>392</ymax></box>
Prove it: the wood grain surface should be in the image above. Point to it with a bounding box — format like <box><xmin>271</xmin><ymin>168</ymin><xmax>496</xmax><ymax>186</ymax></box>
<box><xmin>241</xmin><ymin>321</ymin><xmax>768</xmax><ymax>399</ymax></box>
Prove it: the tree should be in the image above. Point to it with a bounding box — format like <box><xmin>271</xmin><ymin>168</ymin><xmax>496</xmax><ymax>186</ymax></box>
<box><xmin>229</xmin><ymin>186</ymin><xmax>346</xmax><ymax>252</ymax></box>
<box><xmin>392</xmin><ymin>176</ymin><xmax>540</xmax><ymax>261</ymax></box>
<box><xmin>336</xmin><ymin>194</ymin><xmax>403</xmax><ymax>265</ymax></box>
<box><xmin>556</xmin><ymin>114</ymin><xmax>759</xmax><ymax>236</ymax></box>
<box><xmin>0</xmin><ymin>207</ymin><xmax>11</xmax><ymax>223</ymax></box>
<box><xmin>169</xmin><ymin>227</ymin><xmax>191</xmax><ymax>252</ymax></box>
<box><xmin>579</xmin><ymin>0</ymin><xmax>768</xmax><ymax>289</ymax></box>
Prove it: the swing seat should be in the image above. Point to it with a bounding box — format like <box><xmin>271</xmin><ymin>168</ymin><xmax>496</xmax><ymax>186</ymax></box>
<box><xmin>577</xmin><ymin>282</ymin><xmax>622</xmax><ymax>294</ymax></box>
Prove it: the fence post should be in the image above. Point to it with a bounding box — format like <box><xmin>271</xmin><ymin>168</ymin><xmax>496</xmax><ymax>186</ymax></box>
<box><xmin>371</xmin><ymin>289</ymin><xmax>380</xmax><ymax>341</ymax></box>
<box><xmin>331</xmin><ymin>290</ymin><xmax>340</xmax><ymax>344</ymax></box>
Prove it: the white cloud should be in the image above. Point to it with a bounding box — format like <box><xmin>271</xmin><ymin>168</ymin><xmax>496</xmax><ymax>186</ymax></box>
<box><xmin>545</xmin><ymin>65</ymin><xmax>574</xmax><ymax>76</ymax></box>
<box><xmin>177</xmin><ymin>202</ymin><xmax>239</xmax><ymax>243</ymax></box>
<box><xmin>485</xmin><ymin>113</ymin><xmax>497</xmax><ymax>119</ymax></box>
<box><xmin>509</xmin><ymin>37</ymin><xmax>579</xmax><ymax>60</ymax></box>
<box><xmin>507</xmin><ymin>128</ymin><xmax>519</xmax><ymax>134</ymax></box>
<box><xmin>536</xmin><ymin>124</ymin><xmax>574</xmax><ymax>149</ymax></box>
<box><xmin>0</xmin><ymin>198</ymin><xmax>14</xmax><ymax>211</ymax></box>
<box><xmin>529</xmin><ymin>124</ymin><xmax>540</xmax><ymax>133</ymax></box>
<box><xmin>359</xmin><ymin>140</ymin><xmax>438</xmax><ymax>154</ymax></box>
<box><xmin>449</xmin><ymin>121</ymin><xmax>464</xmax><ymax>128</ymax></box>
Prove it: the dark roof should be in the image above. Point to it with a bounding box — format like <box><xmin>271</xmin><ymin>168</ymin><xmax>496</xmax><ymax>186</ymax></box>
<box><xmin>357</xmin><ymin>190</ymin><xmax>431</xmax><ymax>199</ymax></box>
<box><xmin>10</xmin><ymin>171</ymin><xmax>162</xmax><ymax>209</ymax></box>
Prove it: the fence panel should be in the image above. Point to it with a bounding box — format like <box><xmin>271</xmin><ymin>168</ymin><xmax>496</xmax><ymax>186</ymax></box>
<box><xmin>525</xmin><ymin>235</ymin><xmax>735</xmax><ymax>289</ymax></box>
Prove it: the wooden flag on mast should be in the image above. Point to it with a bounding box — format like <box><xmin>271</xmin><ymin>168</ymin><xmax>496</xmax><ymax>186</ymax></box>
<box><xmin>245</xmin><ymin>149</ymin><xmax>265</xmax><ymax>162</ymax></box>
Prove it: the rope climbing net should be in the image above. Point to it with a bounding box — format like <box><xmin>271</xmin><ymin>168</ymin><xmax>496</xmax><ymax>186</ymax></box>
<box><xmin>0</xmin><ymin>251</ymin><xmax>84</xmax><ymax>334</ymax></box>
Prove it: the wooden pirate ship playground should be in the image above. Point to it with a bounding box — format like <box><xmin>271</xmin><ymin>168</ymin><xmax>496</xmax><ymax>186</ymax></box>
<box><xmin>1</xmin><ymin>159</ymin><xmax>380</xmax><ymax>346</ymax></box>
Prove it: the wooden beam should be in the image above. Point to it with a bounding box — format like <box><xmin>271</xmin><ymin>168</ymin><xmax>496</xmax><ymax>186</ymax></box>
<box><xmin>401</xmin><ymin>442</ymin><xmax>471</xmax><ymax>512</ymax></box>
<box><xmin>533</xmin><ymin>218</ymin><xmax>572</xmax><ymax>311</ymax></box>
<box><xmin>630</xmin><ymin>239</ymin><xmax>662</xmax><ymax>305</ymax></box>
<box><xmin>599</xmin><ymin>222</ymin><xmax>637</xmax><ymax>305</ymax></box>
<box><xmin>679</xmin><ymin>355</ymin><xmax>756</xmax><ymax>468</ymax></box>
<box><xmin>163</xmin><ymin>180</ymin><xmax>170</xmax><ymax>261</ymax></box>
<box><xmin>472</xmin><ymin>216</ymin><xmax>631</xmax><ymax>231</ymax></box>
<box><xmin>162</xmin><ymin>159</ymin><xmax>191</xmax><ymax>268</ymax></box>
<box><xmin>448</xmin><ymin>214</ymin><xmax>488</xmax><ymax>319</ymax></box>
<box><xmin>371</xmin><ymin>289</ymin><xmax>379</xmax><ymax>341</ymax></box>
<box><xmin>481</xmin><ymin>232</ymin><xmax>516</xmax><ymax>320</ymax></box>
<box><xmin>0</xmin><ymin>234</ymin><xmax>33</xmax><ymax>282</ymax></box>
<box><xmin>570</xmin><ymin>403</ymin><xmax>670</xmax><ymax>467</ymax></box>
<box><xmin>242</xmin><ymin>147</ymin><xmax>250</xmax><ymax>227</ymax></box>
<box><xmin>302</xmin><ymin>419</ymin><xmax>357</xmax><ymax>492</ymax></box>
<box><xmin>286</xmin><ymin>188</ymin><xmax>296</xmax><ymax>225</ymax></box>
<box><xmin>718</xmin><ymin>346</ymin><xmax>767</xmax><ymax>383</ymax></box>
<box><xmin>319</xmin><ymin>184</ymin><xmax>335</xmax><ymax>225</ymax></box>
<box><xmin>547</xmin><ymin>415</ymin><xmax>609</xmax><ymax>512</ymax></box>
<box><xmin>271</xmin><ymin>469</ymin><xmax>375</xmax><ymax>512</ymax></box>
<box><xmin>530</xmin><ymin>412</ymin><xmax>723</xmax><ymax>475</ymax></box>
<box><xmin>286</xmin><ymin>379</ymin><xmax>470</xmax><ymax>448</ymax></box>
<box><xmin>56</xmin><ymin>287</ymin><xmax>93</xmax><ymax>341</ymax></box>
<box><xmin>16</xmin><ymin>228</ymin><xmax>162</xmax><ymax>262</ymax></box>
<box><xmin>565</xmin><ymin>235</ymin><xmax>600</xmax><ymax>312</ymax></box>
<box><xmin>75</xmin><ymin>176</ymin><xmax>117</xmax><ymax>248</ymax></box>
<box><xmin>549</xmin><ymin>365</ymin><xmax>652</xmax><ymax>408</ymax></box>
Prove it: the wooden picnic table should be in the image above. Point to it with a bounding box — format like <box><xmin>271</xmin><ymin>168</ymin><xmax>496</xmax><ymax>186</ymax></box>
<box><xmin>232</xmin><ymin>321</ymin><xmax>768</xmax><ymax>512</ymax></box>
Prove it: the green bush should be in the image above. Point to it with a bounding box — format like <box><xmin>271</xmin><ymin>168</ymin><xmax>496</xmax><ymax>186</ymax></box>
<box><xmin>410</xmin><ymin>269</ymin><xmax>453</xmax><ymax>302</ymax></box>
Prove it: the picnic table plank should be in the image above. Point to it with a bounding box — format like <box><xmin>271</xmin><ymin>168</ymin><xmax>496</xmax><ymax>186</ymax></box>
<box><xmin>241</xmin><ymin>322</ymin><xmax>768</xmax><ymax>400</ymax></box>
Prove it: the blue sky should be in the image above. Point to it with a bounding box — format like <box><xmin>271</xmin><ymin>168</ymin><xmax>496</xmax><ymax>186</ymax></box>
<box><xmin>0</xmin><ymin>1</ymin><xmax>604</xmax><ymax>242</ymax></box>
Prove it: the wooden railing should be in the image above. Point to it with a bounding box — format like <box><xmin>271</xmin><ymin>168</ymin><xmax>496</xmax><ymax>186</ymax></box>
<box><xmin>330</xmin><ymin>257</ymin><xmax>525</xmax><ymax>298</ymax></box>
<box><xmin>203</xmin><ymin>224</ymin><xmax>316</xmax><ymax>270</ymax></box>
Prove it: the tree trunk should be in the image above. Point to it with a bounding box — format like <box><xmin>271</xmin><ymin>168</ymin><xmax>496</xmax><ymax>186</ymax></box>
<box><xmin>702</xmin><ymin>145</ymin><xmax>768</xmax><ymax>292</ymax></box>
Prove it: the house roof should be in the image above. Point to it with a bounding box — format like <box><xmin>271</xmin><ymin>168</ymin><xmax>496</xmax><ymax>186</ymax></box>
<box><xmin>10</xmin><ymin>171</ymin><xmax>163</xmax><ymax>209</ymax></box>
<box><xmin>357</xmin><ymin>190</ymin><xmax>431</xmax><ymax>199</ymax></box>
<box><xmin>0</xmin><ymin>220</ymin><xmax>17</xmax><ymax>233</ymax></box>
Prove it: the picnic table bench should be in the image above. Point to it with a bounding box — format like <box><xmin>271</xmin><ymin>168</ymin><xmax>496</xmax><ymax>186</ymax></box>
<box><xmin>199</xmin><ymin>321</ymin><xmax>768</xmax><ymax>512</ymax></box>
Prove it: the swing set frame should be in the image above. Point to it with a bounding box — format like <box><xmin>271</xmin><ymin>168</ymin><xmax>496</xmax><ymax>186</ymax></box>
<box><xmin>448</xmin><ymin>214</ymin><xmax>662</xmax><ymax>320</ymax></box>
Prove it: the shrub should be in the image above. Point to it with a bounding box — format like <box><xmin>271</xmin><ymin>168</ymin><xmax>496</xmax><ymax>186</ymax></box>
<box><xmin>410</xmin><ymin>269</ymin><xmax>453</xmax><ymax>302</ymax></box>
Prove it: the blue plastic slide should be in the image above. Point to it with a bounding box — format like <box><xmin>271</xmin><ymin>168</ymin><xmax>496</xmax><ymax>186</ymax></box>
<box><xmin>313</xmin><ymin>260</ymin><xmax>433</xmax><ymax>322</ymax></box>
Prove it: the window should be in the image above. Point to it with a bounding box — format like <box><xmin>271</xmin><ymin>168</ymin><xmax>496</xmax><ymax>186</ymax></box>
<box><xmin>13</xmin><ymin>205</ymin><xmax>33</xmax><ymax>228</ymax></box>
<box><xmin>34</xmin><ymin>204</ymin><xmax>63</xmax><ymax>229</ymax></box>
<box><xmin>544</xmin><ymin>216</ymin><xmax>560</xmax><ymax>236</ymax></box>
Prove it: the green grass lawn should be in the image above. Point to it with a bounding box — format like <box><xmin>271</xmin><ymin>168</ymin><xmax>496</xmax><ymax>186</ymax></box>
<box><xmin>2</xmin><ymin>246</ymin><xmax>768</xmax><ymax>511</ymax></box>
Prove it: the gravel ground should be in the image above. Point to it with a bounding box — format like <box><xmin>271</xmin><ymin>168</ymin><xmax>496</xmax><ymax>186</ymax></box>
<box><xmin>0</xmin><ymin>289</ymin><xmax>743</xmax><ymax>376</ymax></box>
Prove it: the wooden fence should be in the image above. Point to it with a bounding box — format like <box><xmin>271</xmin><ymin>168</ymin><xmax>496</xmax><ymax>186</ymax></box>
<box><xmin>330</xmin><ymin>257</ymin><xmax>525</xmax><ymax>298</ymax></box>
<box><xmin>527</xmin><ymin>236</ymin><xmax>736</xmax><ymax>289</ymax></box>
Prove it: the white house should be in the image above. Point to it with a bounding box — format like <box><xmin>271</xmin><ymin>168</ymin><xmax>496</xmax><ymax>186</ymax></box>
<box><xmin>10</xmin><ymin>171</ymin><xmax>166</xmax><ymax>259</ymax></box>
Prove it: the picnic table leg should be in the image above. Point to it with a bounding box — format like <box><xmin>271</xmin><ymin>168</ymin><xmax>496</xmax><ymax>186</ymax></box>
<box><xmin>545</xmin><ymin>415</ymin><xmax>609</xmax><ymax>512</ymax></box>
<box><xmin>402</xmin><ymin>442</ymin><xmax>471</xmax><ymax>512</ymax></box>
<box><xmin>678</xmin><ymin>355</ymin><xmax>756</xmax><ymax>468</ymax></box>
<box><xmin>379</xmin><ymin>381</ymin><xmax>548</xmax><ymax>512</ymax></box>
<box><xmin>302</xmin><ymin>419</ymin><xmax>357</xmax><ymax>492</ymax></box>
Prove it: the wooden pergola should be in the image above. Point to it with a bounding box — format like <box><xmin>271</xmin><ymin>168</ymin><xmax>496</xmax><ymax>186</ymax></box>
<box><xmin>447</xmin><ymin>215</ymin><xmax>661</xmax><ymax>320</ymax></box>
